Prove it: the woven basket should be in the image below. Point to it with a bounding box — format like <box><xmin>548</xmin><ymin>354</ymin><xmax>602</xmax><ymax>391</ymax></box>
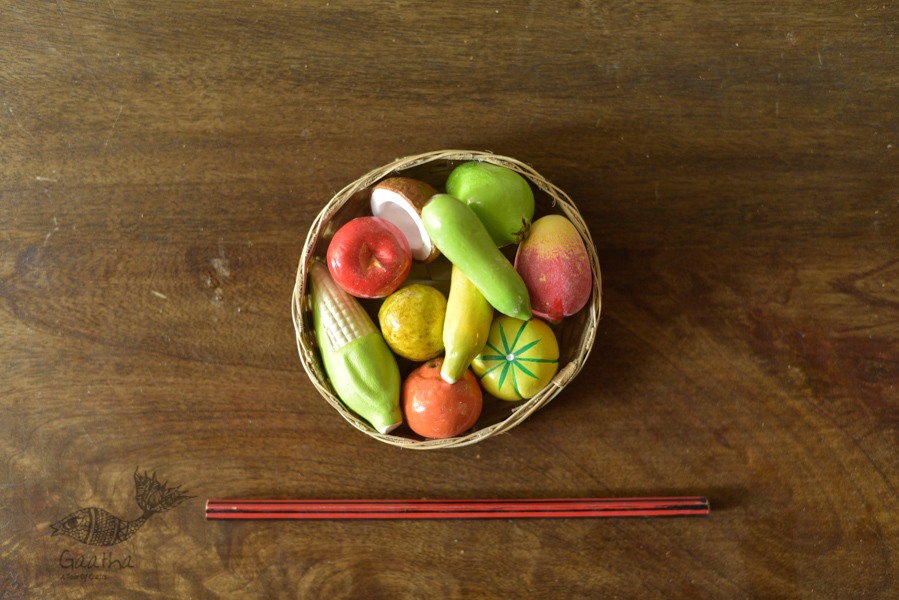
<box><xmin>292</xmin><ymin>150</ymin><xmax>602</xmax><ymax>449</ymax></box>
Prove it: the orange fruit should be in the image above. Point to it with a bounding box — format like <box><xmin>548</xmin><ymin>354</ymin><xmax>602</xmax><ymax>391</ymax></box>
<box><xmin>402</xmin><ymin>358</ymin><xmax>483</xmax><ymax>439</ymax></box>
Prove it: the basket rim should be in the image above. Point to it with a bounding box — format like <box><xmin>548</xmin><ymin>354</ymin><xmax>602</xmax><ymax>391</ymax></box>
<box><xmin>292</xmin><ymin>149</ymin><xmax>602</xmax><ymax>450</ymax></box>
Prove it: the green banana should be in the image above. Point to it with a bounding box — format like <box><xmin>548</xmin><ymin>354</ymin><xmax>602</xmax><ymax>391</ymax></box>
<box><xmin>310</xmin><ymin>260</ymin><xmax>402</xmax><ymax>434</ymax></box>
<box><xmin>421</xmin><ymin>194</ymin><xmax>532</xmax><ymax>320</ymax></box>
<box><xmin>441</xmin><ymin>265</ymin><xmax>494</xmax><ymax>384</ymax></box>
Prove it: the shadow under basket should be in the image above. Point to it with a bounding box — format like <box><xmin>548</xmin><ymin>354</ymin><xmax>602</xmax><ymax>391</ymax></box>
<box><xmin>292</xmin><ymin>150</ymin><xmax>603</xmax><ymax>449</ymax></box>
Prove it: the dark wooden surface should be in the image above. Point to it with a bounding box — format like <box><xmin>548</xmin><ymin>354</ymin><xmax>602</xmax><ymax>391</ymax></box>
<box><xmin>2</xmin><ymin>1</ymin><xmax>897</xmax><ymax>598</ymax></box>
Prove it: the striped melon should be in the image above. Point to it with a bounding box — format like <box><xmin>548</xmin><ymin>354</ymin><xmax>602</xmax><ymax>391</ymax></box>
<box><xmin>471</xmin><ymin>315</ymin><xmax>559</xmax><ymax>401</ymax></box>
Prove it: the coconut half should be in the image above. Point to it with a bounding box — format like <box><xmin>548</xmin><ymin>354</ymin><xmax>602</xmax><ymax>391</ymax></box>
<box><xmin>370</xmin><ymin>177</ymin><xmax>441</xmax><ymax>263</ymax></box>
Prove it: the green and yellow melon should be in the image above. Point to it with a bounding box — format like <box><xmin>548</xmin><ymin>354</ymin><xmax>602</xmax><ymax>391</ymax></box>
<box><xmin>471</xmin><ymin>315</ymin><xmax>559</xmax><ymax>401</ymax></box>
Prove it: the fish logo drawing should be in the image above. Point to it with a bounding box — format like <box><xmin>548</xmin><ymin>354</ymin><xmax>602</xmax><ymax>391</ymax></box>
<box><xmin>50</xmin><ymin>469</ymin><xmax>193</xmax><ymax>546</ymax></box>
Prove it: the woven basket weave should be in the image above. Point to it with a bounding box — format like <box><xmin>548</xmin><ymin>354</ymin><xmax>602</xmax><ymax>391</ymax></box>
<box><xmin>291</xmin><ymin>150</ymin><xmax>602</xmax><ymax>449</ymax></box>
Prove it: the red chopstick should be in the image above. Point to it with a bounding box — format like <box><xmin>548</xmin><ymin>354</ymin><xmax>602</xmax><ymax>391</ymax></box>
<box><xmin>205</xmin><ymin>496</ymin><xmax>710</xmax><ymax>520</ymax></box>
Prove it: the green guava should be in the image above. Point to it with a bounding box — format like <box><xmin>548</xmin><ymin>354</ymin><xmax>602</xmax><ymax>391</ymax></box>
<box><xmin>445</xmin><ymin>162</ymin><xmax>535</xmax><ymax>247</ymax></box>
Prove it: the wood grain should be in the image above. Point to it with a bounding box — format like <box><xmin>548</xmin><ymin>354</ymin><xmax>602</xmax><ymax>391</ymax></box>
<box><xmin>2</xmin><ymin>0</ymin><xmax>896</xmax><ymax>598</ymax></box>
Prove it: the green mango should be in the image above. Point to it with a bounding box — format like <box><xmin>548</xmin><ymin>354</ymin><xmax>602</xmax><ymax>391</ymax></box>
<box><xmin>422</xmin><ymin>194</ymin><xmax>531</xmax><ymax>321</ymax></box>
<box><xmin>445</xmin><ymin>161</ymin><xmax>535</xmax><ymax>247</ymax></box>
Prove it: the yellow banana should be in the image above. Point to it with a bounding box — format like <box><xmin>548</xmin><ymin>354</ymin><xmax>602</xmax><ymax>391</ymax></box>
<box><xmin>441</xmin><ymin>265</ymin><xmax>494</xmax><ymax>384</ymax></box>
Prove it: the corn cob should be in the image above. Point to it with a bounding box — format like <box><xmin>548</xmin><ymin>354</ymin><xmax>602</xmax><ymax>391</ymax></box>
<box><xmin>441</xmin><ymin>265</ymin><xmax>494</xmax><ymax>384</ymax></box>
<box><xmin>310</xmin><ymin>260</ymin><xmax>402</xmax><ymax>434</ymax></box>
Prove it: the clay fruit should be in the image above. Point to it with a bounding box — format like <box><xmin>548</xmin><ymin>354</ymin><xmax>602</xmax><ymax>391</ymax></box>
<box><xmin>378</xmin><ymin>284</ymin><xmax>447</xmax><ymax>361</ymax></box>
<box><xmin>421</xmin><ymin>193</ymin><xmax>531</xmax><ymax>320</ymax></box>
<box><xmin>370</xmin><ymin>177</ymin><xmax>441</xmax><ymax>263</ymax></box>
<box><xmin>514</xmin><ymin>214</ymin><xmax>592</xmax><ymax>323</ymax></box>
<box><xmin>402</xmin><ymin>358</ymin><xmax>483</xmax><ymax>439</ymax></box>
<box><xmin>471</xmin><ymin>315</ymin><xmax>559</xmax><ymax>401</ymax></box>
<box><xmin>441</xmin><ymin>265</ymin><xmax>493</xmax><ymax>384</ymax></box>
<box><xmin>326</xmin><ymin>216</ymin><xmax>412</xmax><ymax>298</ymax></box>
<box><xmin>309</xmin><ymin>260</ymin><xmax>402</xmax><ymax>434</ymax></box>
<box><xmin>445</xmin><ymin>161</ymin><xmax>535</xmax><ymax>247</ymax></box>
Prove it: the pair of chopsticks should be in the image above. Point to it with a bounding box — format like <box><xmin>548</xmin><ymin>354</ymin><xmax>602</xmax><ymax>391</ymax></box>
<box><xmin>206</xmin><ymin>496</ymin><xmax>710</xmax><ymax>520</ymax></box>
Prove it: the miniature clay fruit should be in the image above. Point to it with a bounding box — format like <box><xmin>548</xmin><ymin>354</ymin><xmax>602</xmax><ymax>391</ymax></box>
<box><xmin>514</xmin><ymin>214</ymin><xmax>592</xmax><ymax>323</ymax></box>
<box><xmin>326</xmin><ymin>216</ymin><xmax>412</xmax><ymax>298</ymax></box>
<box><xmin>441</xmin><ymin>265</ymin><xmax>493</xmax><ymax>384</ymax></box>
<box><xmin>378</xmin><ymin>284</ymin><xmax>447</xmax><ymax>361</ymax></box>
<box><xmin>471</xmin><ymin>315</ymin><xmax>559</xmax><ymax>401</ymax></box>
<box><xmin>309</xmin><ymin>261</ymin><xmax>403</xmax><ymax>434</ymax></box>
<box><xmin>402</xmin><ymin>358</ymin><xmax>483</xmax><ymax>439</ymax></box>
<box><xmin>445</xmin><ymin>161</ymin><xmax>535</xmax><ymax>247</ymax></box>
<box><xmin>370</xmin><ymin>177</ymin><xmax>441</xmax><ymax>263</ymax></box>
<box><xmin>421</xmin><ymin>194</ymin><xmax>531</xmax><ymax>320</ymax></box>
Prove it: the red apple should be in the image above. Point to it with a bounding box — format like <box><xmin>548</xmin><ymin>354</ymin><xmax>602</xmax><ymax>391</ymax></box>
<box><xmin>326</xmin><ymin>216</ymin><xmax>412</xmax><ymax>298</ymax></box>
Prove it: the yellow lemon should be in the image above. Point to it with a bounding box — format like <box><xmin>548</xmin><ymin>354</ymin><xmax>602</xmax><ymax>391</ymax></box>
<box><xmin>378</xmin><ymin>284</ymin><xmax>447</xmax><ymax>361</ymax></box>
<box><xmin>471</xmin><ymin>315</ymin><xmax>559</xmax><ymax>401</ymax></box>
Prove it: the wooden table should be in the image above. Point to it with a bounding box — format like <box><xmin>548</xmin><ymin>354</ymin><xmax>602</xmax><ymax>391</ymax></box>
<box><xmin>2</xmin><ymin>1</ymin><xmax>896</xmax><ymax>598</ymax></box>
